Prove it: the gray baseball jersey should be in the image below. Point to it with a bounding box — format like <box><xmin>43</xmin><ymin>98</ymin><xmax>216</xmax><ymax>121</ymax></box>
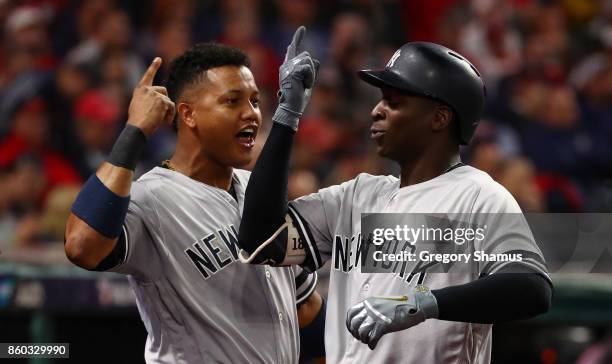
<box><xmin>289</xmin><ymin>165</ymin><xmax>549</xmax><ymax>364</ymax></box>
<box><xmin>108</xmin><ymin>167</ymin><xmax>316</xmax><ymax>364</ymax></box>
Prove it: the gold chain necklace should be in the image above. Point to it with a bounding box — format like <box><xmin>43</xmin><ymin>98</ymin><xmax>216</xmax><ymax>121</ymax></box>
<box><xmin>161</xmin><ymin>160</ymin><xmax>237</xmax><ymax>199</ymax></box>
<box><xmin>161</xmin><ymin>159</ymin><xmax>176</xmax><ymax>171</ymax></box>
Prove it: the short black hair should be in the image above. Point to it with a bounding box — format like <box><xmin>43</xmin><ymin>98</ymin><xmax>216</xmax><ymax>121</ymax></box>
<box><xmin>166</xmin><ymin>43</ymin><xmax>251</xmax><ymax>130</ymax></box>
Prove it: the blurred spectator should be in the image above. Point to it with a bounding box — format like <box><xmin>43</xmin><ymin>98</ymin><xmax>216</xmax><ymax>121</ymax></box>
<box><xmin>0</xmin><ymin>98</ymin><xmax>82</xmax><ymax>188</ymax></box>
<box><xmin>0</xmin><ymin>156</ymin><xmax>47</xmax><ymax>248</ymax></box>
<box><xmin>0</xmin><ymin>156</ymin><xmax>78</xmax><ymax>247</ymax></box>
<box><xmin>288</xmin><ymin>169</ymin><xmax>320</xmax><ymax>200</ymax></box>
<box><xmin>469</xmin><ymin>140</ymin><xmax>503</xmax><ymax>178</ymax></box>
<box><xmin>75</xmin><ymin>0</ymin><xmax>116</xmax><ymax>41</ymax></box>
<box><xmin>219</xmin><ymin>2</ymin><xmax>280</xmax><ymax>94</ymax></box>
<box><xmin>73</xmin><ymin>90</ymin><xmax>121</xmax><ymax>172</ymax></box>
<box><xmin>4</xmin><ymin>5</ymin><xmax>56</xmax><ymax>72</ymax></box>
<box><xmin>0</xmin><ymin>4</ymin><xmax>610</xmax><ymax>363</ymax></box>
<box><xmin>151</xmin><ymin>0</ymin><xmax>194</xmax><ymax>32</ymax></box>
<box><xmin>67</xmin><ymin>8</ymin><xmax>144</xmax><ymax>90</ymax></box>
<box><xmin>0</xmin><ymin>0</ymin><xmax>611</xmax><ymax>253</ymax></box>
<box><xmin>570</xmin><ymin>51</ymin><xmax>612</xmax><ymax>117</ymax></box>
<box><xmin>150</xmin><ymin>20</ymin><xmax>192</xmax><ymax>82</ymax></box>
<box><xmin>53</xmin><ymin>61</ymin><xmax>90</xmax><ymax>101</ymax></box>
<box><xmin>401</xmin><ymin>0</ymin><xmax>458</xmax><ymax>43</ymax></box>
<box><xmin>265</xmin><ymin>0</ymin><xmax>328</xmax><ymax>60</ymax></box>
<box><xmin>323</xmin><ymin>151</ymin><xmax>390</xmax><ymax>186</ymax></box>
<box><xmin>529</xmin><ymin>3</ymin><xmax>569</xmax><ymax>62</ymax></box>
<box><xmin>518</xmin><ymin>84</ymin><xmax>610</xmax><ymax>183</ymax></box>
<box><xmin>536</xmin><ymin>173</ymin><xmax>584</xmax><ymax>212</ymax></box>
<box><xmin>39</xmin><ymin>185</ymin><xmax>80</xmax><ymax>242</ymax></box>
<box><xmin>297</xmin><ymin>69</ymin><xmax>346</xmax><ymax>163</ymax></box>
<box><xmin>588</xmin><ymin>0</ymin><xmax>612</xmax><ymax>48</ymax></box>
<box><xmin>157</xmin><ymin>21</ymin><xmax>191</xmax><ymax>62</ymax></box>
<box><xmin>40</xmin><ymin>60</ymin><xmax>92</xmax><ymax>179</ymax></box>
<box><xmin>464</xmin><ymin>121</ymin><xmax>520</xmax><ymax>177</ymax></box>
<box><xmin>459</xmin><ymin>0</ymin><xmax>522</xmax><ymax>89</ymax></box>
<box><xmin>497</xmin><ymin>157</ymin><xmax>545</xmax><ymax>212</ymax></box>
<box><xmin>322</xmin><ymin>12</ymin><xmax>379</xmax><ymax>137</ymax></box>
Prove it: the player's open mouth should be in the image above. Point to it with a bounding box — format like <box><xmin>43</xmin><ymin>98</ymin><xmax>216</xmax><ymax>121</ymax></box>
<box><xmin>370</xmin><ymin>128</ymin><xmax>386</xmax><ymax>140</ymax></box>
<box><xmin>236</xmin><ymin>126</ymin><xmax>257</xmax><ymax>148</ymax></box>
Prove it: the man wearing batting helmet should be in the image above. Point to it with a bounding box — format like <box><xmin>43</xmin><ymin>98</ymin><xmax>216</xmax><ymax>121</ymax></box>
<box><xmin>237</xmin><ymin>29</ymin><xmax>552</xmax><ymax>363</ymax></box>
<box><xmin>65</xmin><ymin>42</ymin><xmax>323</xmax><ymax>363</ymax></box>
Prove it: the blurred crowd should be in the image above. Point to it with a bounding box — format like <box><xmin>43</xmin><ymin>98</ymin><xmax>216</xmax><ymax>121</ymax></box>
<box><xmin>0</xmin><ymin>0</ymin><xmax>611</xmax><ymax>250</ymax></box>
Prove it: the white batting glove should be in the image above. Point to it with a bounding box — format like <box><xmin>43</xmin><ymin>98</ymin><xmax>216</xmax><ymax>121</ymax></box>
<box><xmin>345</xmin><ymin>285</ymin><xmax>439</xmax><ymax>350</ymax></box>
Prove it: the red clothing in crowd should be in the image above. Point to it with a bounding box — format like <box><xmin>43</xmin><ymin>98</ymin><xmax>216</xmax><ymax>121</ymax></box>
<box><xmin>0</xmin><ymin>132</ymin><xmax>82</xmax><ymax>188</ymax></box>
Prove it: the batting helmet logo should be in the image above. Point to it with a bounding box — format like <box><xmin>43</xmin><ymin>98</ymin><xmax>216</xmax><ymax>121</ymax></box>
<box><xmin>386</xmin><ymin>49</ymin><xmax>401</xmax><ymax>68</ymax></box>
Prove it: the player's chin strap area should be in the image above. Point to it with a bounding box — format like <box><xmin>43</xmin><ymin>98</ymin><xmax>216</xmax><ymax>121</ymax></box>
<box><xmin>238</xmin><ymin>214</ymin><xmax>306</xmax><ymax>266</ymax></box>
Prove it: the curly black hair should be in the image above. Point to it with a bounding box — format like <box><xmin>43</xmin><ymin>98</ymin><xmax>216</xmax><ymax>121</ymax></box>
<box><xmin>166</xmin><ymin>43</ymin><xmax>251</xmax><ymax>130</ymax></box>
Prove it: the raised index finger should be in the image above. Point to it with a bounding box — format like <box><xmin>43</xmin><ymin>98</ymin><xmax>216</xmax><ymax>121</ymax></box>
<box><xmin>139</xmin><ymin>57</ymin><xmax>162</xmax><ymax>86</ymax></box>
<box><xmin>284</xmin><ymin>26</ymin><xmax>306</xmax><ymax>62</ymax></box>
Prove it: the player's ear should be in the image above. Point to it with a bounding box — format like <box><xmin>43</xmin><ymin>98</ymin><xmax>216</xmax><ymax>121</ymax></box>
<box><xmin>178</xmin><ymin>102</ymin><xmax>196</xmax><ymax>129</ymax></box>
<box><xmin>431</xmin><ymin>104</ymin><xmax>453</xmax><ymax>132</ymax></box>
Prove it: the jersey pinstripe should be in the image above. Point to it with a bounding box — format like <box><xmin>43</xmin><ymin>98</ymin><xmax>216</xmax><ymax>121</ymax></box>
<box><xmin>289</xmin><ymin>165</ymin><xmax>548</xmax><ymax>364</ymax></box>
<box><xmin>109</xmin><ymin>167</ymin><xmax>316</xmax><ymax>364</ymax></box>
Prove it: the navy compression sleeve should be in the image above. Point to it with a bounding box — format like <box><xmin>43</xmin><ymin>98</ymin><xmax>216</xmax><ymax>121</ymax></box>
<box><xmin>238</xmin><ymin>123</ymin><xmax>295</xmax><ymax>262</ymax></box>
<box><xmin>433</xmin><ymin>270</ymin><xmax>552</xmax><ymax>323</ymax></box>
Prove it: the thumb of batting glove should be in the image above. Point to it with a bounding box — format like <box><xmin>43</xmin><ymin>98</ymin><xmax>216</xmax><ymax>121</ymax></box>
<box><xmin>346</xmin><ymin>285</ymin><xmax>439</xmax><ymax>350</ymax></box>
<box><xmin>272</xmin><ymin>26</ymin><xmax>320</xmax><ymax>131</ymax></box>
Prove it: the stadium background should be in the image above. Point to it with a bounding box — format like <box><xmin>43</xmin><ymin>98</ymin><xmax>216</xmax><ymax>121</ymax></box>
<box><xmin>1</xmin><ymin>0</ymin><xmax>611</xmax><ymax>363</ymax></box>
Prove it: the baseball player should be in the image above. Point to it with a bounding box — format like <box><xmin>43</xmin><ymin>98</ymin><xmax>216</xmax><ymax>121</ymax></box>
<box><xmin>237</xmin><ymin>30</ymin><xmax>553</xmax><ymax>363</ymax></box>
<box><xmin>64</xmin><ymin>43</ymin><xmax>324</xmax><ymax>363</ymax></box>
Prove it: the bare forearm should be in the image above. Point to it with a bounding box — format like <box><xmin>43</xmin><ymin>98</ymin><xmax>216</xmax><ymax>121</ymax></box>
<box><xmin>96</xmin><ymin>162</ymin><xmax>134</xmax><ymax>196</ymax></box>
<box><xmin>298</xmin><ymin>291</ymin><xmax>323</xmax><ymax>328</ymax></box>
<box><xmin>65</xmin><ymin>58</ymin><xmax>173</xmax><ymax>270</ymax></box>
<box><xmin>65</xmin><ymin>214</ymin><xmax>119</xmax><ymax>268</ymax></box>
<box><xmin>64</xmin><ymin>163</ymin><xmax>133</xmax><ymax>269</ymax></box>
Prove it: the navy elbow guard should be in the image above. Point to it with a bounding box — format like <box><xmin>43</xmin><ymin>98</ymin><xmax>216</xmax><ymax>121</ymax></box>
<box><xmin>71</xmin><ymin>174</ymin><xmax>130</xmax><ymax>238</ymax></box>
<box><xmin>299</xmin><ymin>297</ymin><xmax>326</xmax><ymax>360</ymax></box>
